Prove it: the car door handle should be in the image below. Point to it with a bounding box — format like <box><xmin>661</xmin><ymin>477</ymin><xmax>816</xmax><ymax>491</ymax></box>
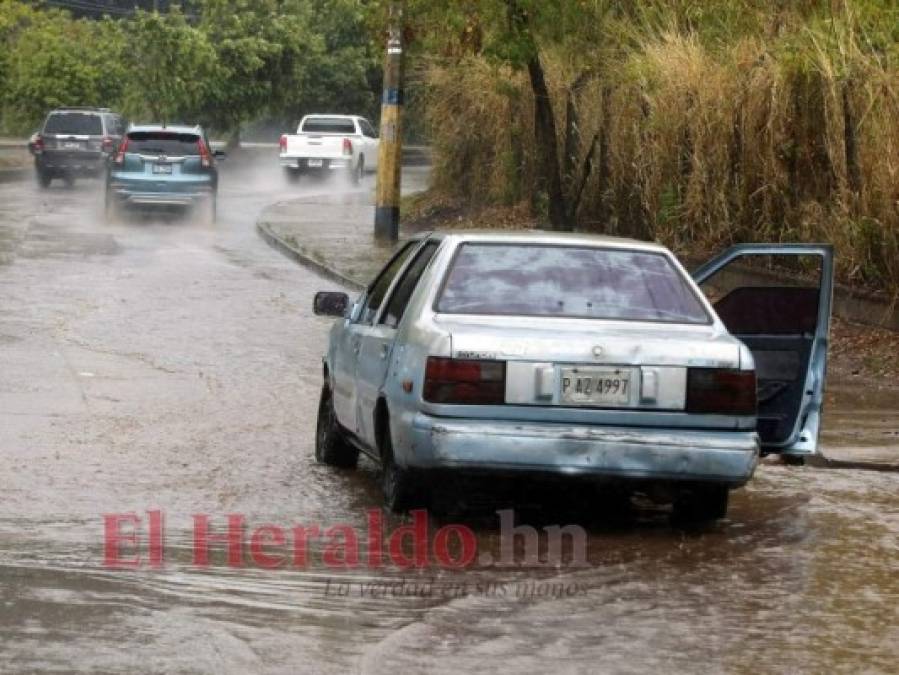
<box><xmin>353</xmin><ymin>339</ymin><xmax>361</xmax><ymax>354</ymax></box>
<box><xmin>379</xmin><ymin>343</ymin><xmax>389</xmax><ymax>360</ymax></box>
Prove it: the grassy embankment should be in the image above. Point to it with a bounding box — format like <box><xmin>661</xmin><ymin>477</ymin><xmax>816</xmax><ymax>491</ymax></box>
<box><xmin>405</xmin><ymin>2</ymin><xmax>899</xmax><ymax>299</ymax></box>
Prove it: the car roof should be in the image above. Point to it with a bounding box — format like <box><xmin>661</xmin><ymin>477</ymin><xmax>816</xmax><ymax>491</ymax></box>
<box><xmin>302</xmin><ymin>114</ymin><xmax>359</xmax><ymax>120</ymax></box>
<box><xmin>411</xmin><ymin>229</ymin><xmax>667</xmax><ymax>253</ymax></box>
<box><xmin>50</xmin><ymin>107</ymin><xmax>111</xmax><ymax>114</ymax></box>
<box><xmin>127</xmin><ymin>124</ymin><xmax>204</xmax><ymax>135</ymax></box>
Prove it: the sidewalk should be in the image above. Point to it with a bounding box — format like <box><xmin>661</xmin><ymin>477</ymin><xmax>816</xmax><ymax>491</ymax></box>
<box><xmin>255</xmin><ymin>165</ymin><xmax>430</xmax><ymax>291</ymax></box>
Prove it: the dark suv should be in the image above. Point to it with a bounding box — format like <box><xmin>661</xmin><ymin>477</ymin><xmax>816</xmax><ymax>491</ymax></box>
<box><xmin>30</xmin><ymin>108</ymin><xmax>126</xmax><ymax>187</ymax></box>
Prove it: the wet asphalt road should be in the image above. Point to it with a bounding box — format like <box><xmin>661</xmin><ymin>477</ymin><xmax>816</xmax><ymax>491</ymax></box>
<box><xmin>0</xmin><ymin>159</ymin><xmax>897</xmax><ymax>673</ymax></box>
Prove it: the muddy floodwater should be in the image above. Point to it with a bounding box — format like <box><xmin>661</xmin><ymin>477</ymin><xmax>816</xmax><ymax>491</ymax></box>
<box><xmin>0</xmin><ymin>158</ymin><xmax>897</xmax><ymax>673</ymax></box>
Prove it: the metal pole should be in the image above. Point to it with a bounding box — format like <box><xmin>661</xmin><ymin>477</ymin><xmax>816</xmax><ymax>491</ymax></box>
<box><xmin>374</xmin><ymin>2</ymin><xmax>404</xmax><ymax>241</ymax></box>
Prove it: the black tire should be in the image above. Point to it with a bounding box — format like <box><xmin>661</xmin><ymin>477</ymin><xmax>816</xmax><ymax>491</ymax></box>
<box><xmin>284</xmin><ymin>168</ymin><xmax>301</xmax><ymax>184</ymax></box>
<box><xmin>315</xmin><ymin>386</ymin><xmax>358</xmax><ymax>468</ymax></box>
<box><xmin>380</xmin><ymin>424</ymin><xmax>425</xmax><ymax>513</ymax></box>
<box><xmin>672</xmin><ymin>484</ymin><xmax>729</xmax><ymax>524</ymax></box>
<box><xmin>104</xmin><ymin>189</ymin><xmax>120</xmax><ymax>223</ymax></box>
<box><xmin>36</xmin><ymin>167</ymin><xmax>52</xmax><ymax>188</ymax></box>
<box><xmin>202</xmin><ymin>197</ymin><xmax>217</xmax><ymax>225</ymax></box>
<box><xmin>63</xmin><ymin>174</ymin><xmax>75</xmax><ymax>188</ymax></box>
<box><xmin>350</xmin><ymin>158</ymin><xmax>363</xmax><ymax>186</ymax></box>
<box><xmin>780</xmin><ymin>454</ymin><xmax>806</xmax><ymax>467</ymax></box>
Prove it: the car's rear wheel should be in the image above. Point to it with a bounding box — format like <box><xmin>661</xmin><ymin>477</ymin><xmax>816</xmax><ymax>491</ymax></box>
<box><xmin>671</xmin><ymin>484</ymin><xmax>729</xmax><ymax>524</ymax></box>
<box><xmin>380</xmin><ymin>423</ymin><xmax>425</xmax><ymax>513</ymax></box>
<box><xmin>36</xmin><ymin>167</ymin><xmax>52</xmax><ymax>188</ymax></box>
<box><xmin>315</xmin><ymin>386</ymin><xmax>358</xmax><ymax>468</ymax></box>
<box><xmin>63</xmin><ymin>174</ymin><xmax>75</xmax><ymax>188</ymax></box>
<box><xmin>350</xmin><ymin>158</ymin><xmax>364</xmax><ymax>186</ymax></box>
<box><xmin>104</xmin><ymin>189</ymin><xmax>120</xmax><ymax>223</ymax></box>
<box><xmin>200</xmin><ymin>197</ymin><xmax>216</xmax><ymax>225</ymax></box>
<box><xmin>284</xmin><ymin>168</ymin><xmax>301</xmax><ymax>184</ymax></box>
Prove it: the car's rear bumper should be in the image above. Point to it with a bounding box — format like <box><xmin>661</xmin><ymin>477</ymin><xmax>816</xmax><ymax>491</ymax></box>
<box><xmin>280</xmin><ymin>156</ymin><xmax>351</xmax><ymax>170</ymax></box>
<box><xmin>37</xmin><ymin>153</ymin><xmax>106</xmax><ymax>174</ymax></box>
<box><xmin>108</xmin><ymin>183</ymin><xmax>214</xmax><ymax>208</ymax></box>
<box><xmin>402</xmin><ymin>413</ymin><xmax>760</xmax><ymax>486</ymax></box>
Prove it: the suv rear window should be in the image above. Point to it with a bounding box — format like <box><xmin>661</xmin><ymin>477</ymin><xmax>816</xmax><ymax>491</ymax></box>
<box><xmin>126</xmin><ymin>132</ymin><xmax>201</xmax><ymax>156</ymax></box>
<box><xmin>437</xmin><ymin>243</ymin><xmax>710</xmax><ymax>324</ymax></box>
<box><xmin>301</xmin><ymin>118</ymin><xmax>356</xmax><ymax>134</ymax></box>
<box><xmin>44</xmin><ymin>112</ymin><xmax>103</xmax><ymax>135</ymax></box>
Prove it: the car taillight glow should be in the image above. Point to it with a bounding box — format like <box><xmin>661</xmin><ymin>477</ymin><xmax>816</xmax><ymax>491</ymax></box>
<box><xmin>279</xmin><ymin>134</ymin><xmax>287</xmax><ymax>152</ymax></box>
<box><xmin>686</xmin><ymin>368</ymin><xmax>757</xmax><ymax>416</ymax></box>
<box><xmin>113</xmin><ymin>137</ymin><xmax>129</xmax><ymax>165</ymax></box>
<box><xmin>423</xmin><ymin>357</ymin><xmax>506</xmax><ymax>405</ymax></box>
<box><xmin>342</xmin><ymin>138</ymin><xmax>353</xmax><ymax>156</ymax></box>
<box><xmin>101</xmin><ymin>137</ymin><xmax>114</xmax><ymax>153</ymax></box>
<box><xmin>198</xmin><ymin>139</ymin><xmax>212</xmax><ymax>168</ymax></box>
<box><xmin>33</xmin><ymin>135</ymin><xmax>44</xmax><ymax>153</ymax></box>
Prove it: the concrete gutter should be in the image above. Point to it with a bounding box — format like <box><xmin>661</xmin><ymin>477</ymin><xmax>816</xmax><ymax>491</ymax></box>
<box><xmin>256</xmin><ymin>216</ymin><xmax>364</xmax><ymax>292</ymax></box>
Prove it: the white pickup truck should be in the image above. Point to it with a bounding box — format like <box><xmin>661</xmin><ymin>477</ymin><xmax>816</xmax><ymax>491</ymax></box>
<box><xmin>279</xmin><ymin>114</ymin><xmax>379</xmax><ymax>184</ymax></box>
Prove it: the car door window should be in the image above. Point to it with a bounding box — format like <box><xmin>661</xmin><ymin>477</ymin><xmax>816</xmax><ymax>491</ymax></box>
<box><xmin>357</xmin><ymin>243</ymin><xmax>417</xmax><ymax>324</ymax></box>
<box><xmin>380</xmin><ymin>242</ymin><xmax>439</xmax><ymax>328</ymax></box>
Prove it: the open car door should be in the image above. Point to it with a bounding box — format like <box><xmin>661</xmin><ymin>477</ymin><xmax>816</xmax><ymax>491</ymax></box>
<box><xmin>692</xmin><ymin>244</ymin><xmax>834</xmax><ymax>458</ymax></box>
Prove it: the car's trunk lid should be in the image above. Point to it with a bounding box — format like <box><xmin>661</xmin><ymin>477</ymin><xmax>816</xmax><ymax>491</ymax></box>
<box><xmin>433</xmin><ymin>315</ymin><xmax>743</xmax><ymax>415</ymax></box>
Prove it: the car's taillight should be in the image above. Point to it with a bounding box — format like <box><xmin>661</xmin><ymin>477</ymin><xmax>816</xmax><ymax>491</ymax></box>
<box><xmin>33</xmin><ymin>135</ymin><xmax>44</xmax><ymax>153</ymax></box>
<box><xmin>342</xmin><ymin>138</ymin><xmax>353</xmax><ymax>156</ymax></box>
<box><xmin>686</xmin><ymin>368</ymin><xmax>757</xmax><ymax>416</ymax></box>
<box><xmin>101</xmin><ymin>137</ymin><xmax>114</xmax><ymax>153</ymax></box>
<box><xmin>279</xmin><ymin>134</ymin><xmax>287</xmax><ymax>152</ymax></box>
<box><xmin>423</xmin><ymin>357</ymin><xmax>506</xmax><ymax>405</ymax></box>
<box><xmin>113</xmin><ymin>137</ymin><xmax>128</xmax><ymax>165</ymax></box>
<box><xmin>198</xmin><ymin>139</ymin><xmax>212</xmax><ymax>168</ymax></box>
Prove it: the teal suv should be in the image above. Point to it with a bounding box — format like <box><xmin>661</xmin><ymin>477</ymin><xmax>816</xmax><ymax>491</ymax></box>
<box><xmin>105</xmin><ymin>125</ymin><xmax>224</xmax><ymax>223</ymax></box>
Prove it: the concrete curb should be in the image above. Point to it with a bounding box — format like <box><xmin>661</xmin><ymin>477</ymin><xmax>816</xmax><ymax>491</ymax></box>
<box><xmin>256</xmin><ymin>217</ymin><xmax>365</xmax><ymax>292</ymax></box>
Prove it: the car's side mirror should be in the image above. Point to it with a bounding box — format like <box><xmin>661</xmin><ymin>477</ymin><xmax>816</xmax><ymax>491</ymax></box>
<box><xmin>213</xmin><ymin>150</ymin><xmax>227</xmax><ymax>160</ymax></box>
<box><xmin>314</xmin><ymin>291</ymin><xmax>349</xmax><ymax>317</ymax></box>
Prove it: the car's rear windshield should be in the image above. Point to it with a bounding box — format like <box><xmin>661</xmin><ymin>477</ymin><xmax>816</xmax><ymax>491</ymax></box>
<box><xmin>44</xmin><ymin>112</ymin><xmax>102</xmax><ymax>135</ymax></box>
<box><xmin>126</xmin><ymin>132</ymin><xmax>201</xmax><ymax>156</ymax></box>
<box><xmin>436</xmin><ymin>243</ymin><xmax>710</xmax><ymax>324</ymax></box>
<box><xmin>301</xmin><ymin>118</ymin><xmax>356</xmax><ymax>134</ymax></box>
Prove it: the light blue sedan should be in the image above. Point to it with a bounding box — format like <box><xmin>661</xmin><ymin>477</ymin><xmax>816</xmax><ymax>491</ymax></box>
<box><xmin>314</xmin><ymin>231</ymin><xmax>833</xmax><ymax>521</ymax></box>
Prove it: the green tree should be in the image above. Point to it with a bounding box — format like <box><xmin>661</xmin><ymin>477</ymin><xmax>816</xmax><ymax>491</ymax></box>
<box><xmin>1</xmin><ymin>3</ymin><xmax>127</xmax><ymax>133</ymax></box>
<box><xmin>123</xmin><ymin>8</ymin><xmax>217</xmax><ymax>124</ymax></box>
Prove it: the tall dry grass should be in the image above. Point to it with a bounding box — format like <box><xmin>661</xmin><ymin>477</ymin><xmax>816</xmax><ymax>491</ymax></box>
<box><xmin>421</xmin><ymin>8</ymin><xmax>899</xmax><ymax>295</ymax></box>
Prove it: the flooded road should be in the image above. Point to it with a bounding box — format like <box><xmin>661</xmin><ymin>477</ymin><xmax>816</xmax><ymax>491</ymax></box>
<box><xmin>0</xmin><ymin>160</ymin><xmax>897</xmax><ymax>673</ymax></box>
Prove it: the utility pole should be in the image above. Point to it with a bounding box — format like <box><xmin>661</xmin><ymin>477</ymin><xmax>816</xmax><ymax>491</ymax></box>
<box><xmin>374</xmin><ymin>2</ymin><xmax>404</xmax><ymax>241</ymax></box>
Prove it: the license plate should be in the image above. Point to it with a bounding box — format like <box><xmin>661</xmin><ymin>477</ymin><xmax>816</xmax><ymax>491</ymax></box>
<box><xmin>63</xmin><ymin>142</ymin><xmax>82</xmax><ymax>150</ymax></box>
<box><xmin>306</xmin><ymin>158</ymin><xmax>323</xmax><ymax>168</ymax></box>
<box><xmin>152</xmin><ymin>163</ymin><xmax>172</xmax><ymax>174</ymax></box>
<box><xmin>560</xmin><ymin>367</ymin><xmax>632</xmax><ymax>406</ymax></box>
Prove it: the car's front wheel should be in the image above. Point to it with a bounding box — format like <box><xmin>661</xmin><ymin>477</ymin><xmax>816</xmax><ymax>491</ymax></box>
<box><xmin>315</xmin><ymin>386</ymin><xmax>358</xmax><ymax>468</ymax></box>
<box><xmin>671</xmin><ymin>484</ymin><xmax>729</xmax><ymax>524</ymax></box>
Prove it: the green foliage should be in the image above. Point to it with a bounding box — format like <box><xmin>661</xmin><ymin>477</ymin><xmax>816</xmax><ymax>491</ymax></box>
<box><xmin>1</xmin><ymin>4</ymin><xmax>126</xmax><ymax>133</ymax></box>
<box><xmin>0</xmin><ymin>0</ymin><xmax>380</xmax><ymax>136</ymax></box>
<box><xmin>123</xmin><ymin>8</ymin><xmax>216</xmax><ymax>123</ymax></box>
